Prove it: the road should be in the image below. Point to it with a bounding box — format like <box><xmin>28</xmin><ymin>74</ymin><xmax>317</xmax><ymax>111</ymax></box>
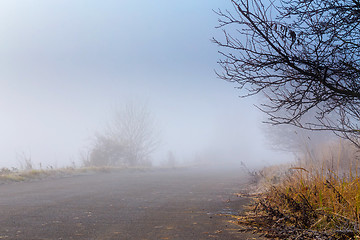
<box><xmin>0</xmin><ymin>167</ymin><xmax>260</xmax><ymax>240</ymax></box>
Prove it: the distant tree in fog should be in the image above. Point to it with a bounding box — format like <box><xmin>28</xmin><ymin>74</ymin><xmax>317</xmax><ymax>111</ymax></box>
<box><xmin>85</xmin><ymin>134</ymin><xmax>126</xmax><ymax>166</ymax></box>
<box><xmin>162</xmin><ymin>151</ymin><xmax>177</xmax><ymax>168</ymax></box>
<box><xmin>214</xmin><ymin>0</ymin><xmax>360</xmax><ymax>146</ymax></box>
<box><xmin>85</xmin><ymin>103</ymin><xmax>159</xmax><ymax>167</ymax></box>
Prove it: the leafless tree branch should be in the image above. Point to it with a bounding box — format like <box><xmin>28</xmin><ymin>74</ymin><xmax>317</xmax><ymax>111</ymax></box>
<box><xmin>214</xmin><ymin>0</ymin><xmax>360</xmax><ymax>144</ymax></box>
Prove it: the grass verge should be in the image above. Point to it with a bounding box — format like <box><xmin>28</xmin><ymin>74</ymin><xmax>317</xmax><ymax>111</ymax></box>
<box><xmin>0</xmin><ymin>166</ymin><xmax>154</xmax><ymax>184</ymax></box>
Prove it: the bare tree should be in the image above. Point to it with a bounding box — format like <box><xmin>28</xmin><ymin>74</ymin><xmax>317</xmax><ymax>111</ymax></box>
<box><xmin>110</xmin><ymin>103</ymin><xmax>159</xmax><ymax>166</ymax></box>
<box><xmin>86</xmin><ymin>103</ymin><xmax>159</xmax><ymax>167</ymax></box>
<box><xmin>213</xmin><ymin>0</ymin><xmax>360</xmax><ymax>145</ymax></box>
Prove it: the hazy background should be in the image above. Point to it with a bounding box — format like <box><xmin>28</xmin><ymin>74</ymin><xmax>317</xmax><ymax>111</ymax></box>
<box><xmin>0</xmin><ymin>0</ymin><xmax>290</xmax><ymax>169</ymax></box>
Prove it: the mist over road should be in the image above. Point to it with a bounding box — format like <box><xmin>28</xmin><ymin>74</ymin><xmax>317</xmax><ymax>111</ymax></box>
<box><xmin>0</xmin><ymin>168</ymin><xmax>259</xmax><ymax>239</ymax></box>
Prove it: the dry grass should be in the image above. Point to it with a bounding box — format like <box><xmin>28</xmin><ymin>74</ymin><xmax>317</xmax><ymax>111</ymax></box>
<box><xmin>0</xmin><ymin>165</ymin><xmax>157</xmax><ymax>184</ymax></box>
<box><xmin>239</xmin><ymin>140</ymin><xmax>360</xmax><ymax>239</ymax></box>
<box><xmin>0</xmin><ymin>168</ymin><xmax>69</xmax><ymax>183</ymax></box>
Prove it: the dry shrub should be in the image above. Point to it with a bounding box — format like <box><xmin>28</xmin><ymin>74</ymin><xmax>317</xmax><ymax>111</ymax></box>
<box><xmin>240</xmin><ymin>140</ymin><xmax>360</xmax><ymax>239</ymax></box>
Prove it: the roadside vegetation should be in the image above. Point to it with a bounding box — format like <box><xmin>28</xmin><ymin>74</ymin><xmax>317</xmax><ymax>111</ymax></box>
<box><xmin>1</xmin><ymin>140</ymin><xmax>157</xmax><ymax>184</ymax></box>
<box><xmin>237</xmin><ymin>140</ymin><xmax>360</xmax><ymax>239</ymax></box>
<box><xmin>0</xmin><ymin>165</ymin><xmax>157</xmax><ymax>184</ymax></box>
<box><xmin>0</xmin><ymin>167</ymin><xmax>75</xmax><ymax>183</ymax></box>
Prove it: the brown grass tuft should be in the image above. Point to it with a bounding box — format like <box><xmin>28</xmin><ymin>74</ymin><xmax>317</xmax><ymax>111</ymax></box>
<box><xmin>239</xmin><ymin>140</ymin><xmax>360</xmax><ymax>239</ymax></box>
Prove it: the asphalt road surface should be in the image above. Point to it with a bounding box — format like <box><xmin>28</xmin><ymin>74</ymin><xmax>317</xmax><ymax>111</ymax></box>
<box><xmin>0</xmin><ymin>167</ymin><xmax>261</xmax><ymax>240</ymax></box>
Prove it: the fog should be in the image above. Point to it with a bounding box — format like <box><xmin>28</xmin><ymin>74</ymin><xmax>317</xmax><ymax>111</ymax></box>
<box><xmin>0</xmin><ymin>0</ymin><xmax>290</xmax><ymax>170</ymax></box>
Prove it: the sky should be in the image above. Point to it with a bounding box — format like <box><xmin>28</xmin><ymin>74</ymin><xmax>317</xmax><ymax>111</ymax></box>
<box><xmin>0</xmin><ymin>0</ymin><xmax>290</xmax><ymax>169</ymax></box>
